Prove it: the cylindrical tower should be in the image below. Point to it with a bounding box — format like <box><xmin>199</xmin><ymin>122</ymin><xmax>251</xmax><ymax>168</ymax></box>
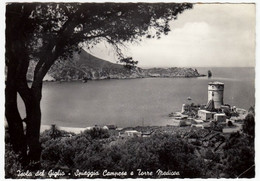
<box><xmin>208</xmin><ymin>81</ymin><xmax>224</xmax><ymax>109</ymax></box>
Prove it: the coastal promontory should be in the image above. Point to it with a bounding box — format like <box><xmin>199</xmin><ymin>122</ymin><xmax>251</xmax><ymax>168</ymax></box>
<box><xmin>27</xmin><ymin>50</ymin><xmax>204</xmax><ymax>81</ymax></box>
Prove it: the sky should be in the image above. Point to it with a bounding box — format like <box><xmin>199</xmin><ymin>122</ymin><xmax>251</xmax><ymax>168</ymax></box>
<box><xmin>87</xmin><ymin>3</ymin><xmax>255</xmax><ymax>68</ymax></box>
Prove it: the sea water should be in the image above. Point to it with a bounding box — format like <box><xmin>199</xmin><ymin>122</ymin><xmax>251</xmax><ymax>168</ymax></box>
<box><xmin>17</xmin><ymin>67</ymin><xmax>255</xmax><ymax>128</ymax></box>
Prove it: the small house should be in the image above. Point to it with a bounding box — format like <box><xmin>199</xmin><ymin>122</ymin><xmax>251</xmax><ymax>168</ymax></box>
<box><xmin>119</xmin><ymin>130</ymin><xmax>142</xmax><ymax>137</ymax></box>
<box><xmin>191</xmin><ymin>124</ymin><xmax>204</xmax><ymax>129</ymax></box>
<box><xmin>198</xmin><ymin>110</ymin><xmax>214</xmax><ymax>121</ymax></box>
<box><xmin>214</xmin><ymin>113</ymin><xmax>226</xmax><ymax>122</ymax></box>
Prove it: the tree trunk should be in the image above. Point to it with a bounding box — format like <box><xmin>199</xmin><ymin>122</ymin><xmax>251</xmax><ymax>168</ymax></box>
<box><xmin>25</xmin><ymin>87</ymin><xmax>42</xmax><ymax>163</ymax></box>
<box><xmin>17</xmin><ymin>80</ymin><xmax>43</xmax><ymax>163</ymax></box>
<box><xmin>6</xmin><ymin>4</ymin><xmax>46</xmax><ymax>166</ymax></box>
<box><xmin>26</xmin><ymin>98</ymin><xmax>42</xmax><ymax>163</ymax></box>
<box><xmin>5</xmin><ymin>57</ymin><xmax>27</xmax><ymax>164</ymax></box>
<box><xmin>6</xmin><ymin>46</ymin><xmax>42</xmax><ymax>164</ymax></box>
<box><xmin>5</xmin><ymin>82</ymin><xmax>27</xmax><ymax>161</ymax></box>
<box><xmin>6</xmin><ymin>63</ymin><xmax>44</xmax><ymax>164</ymax></box>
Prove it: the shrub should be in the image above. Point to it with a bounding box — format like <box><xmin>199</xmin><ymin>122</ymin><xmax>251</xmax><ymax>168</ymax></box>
<box><xmin>83</xmin><ymin>127</ymin><xmax>110</xmax><ymax>139</ymax></box>
<box><xmin>40</xmin><ymin>126</ymin><xmax>75</xmax><ymax>144</ymax></box>
<box><xmin>5</xmin><ymin>144</ymin><xmax>22</xmax><ymax>178</ymax></box>
<box><xmin>243</xmin><ymin>113</ymin><xmax>255</xmax><ymax>137</ymax></box>
<box><xmin>222</xmin><ymin>133</ymin><xmax>254</xmax><ymax>178</ymax></box>
<box><xmin>6</xmin><ymin>125</ymin><xmax>254</xmax><ymax>178</ymax></box>
<box><xmin>41</xmin><ymin>133</ymin><xmax>92</xmax><ymax>170</ymax></box>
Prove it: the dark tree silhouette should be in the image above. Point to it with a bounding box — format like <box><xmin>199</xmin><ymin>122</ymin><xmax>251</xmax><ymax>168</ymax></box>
<box><xmin>243</xmin><ymin>113</ymin><xmax>255</xmax><ymax>137</ymax></box>
<box><xmin>5</xmin><ymin>3</ymin><xmax>192</xmax><ymax>164</ymax></box>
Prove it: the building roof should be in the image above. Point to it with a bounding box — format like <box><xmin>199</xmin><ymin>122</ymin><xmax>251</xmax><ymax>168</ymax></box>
<box><xmin>198</xmin><ymin>109</ymin><xmax>212</xmax><ymax>113</ymax></box>
<box><xmin>194</xmin><ymin>119</ymin><xmax>204</xmax><ymax>123</ymax></box>
<box><xmin>125</xmin><ymin>130</ymin><xmax>140</xmax><ymax>133</ymax></box>
<box><xmin>215</xmin><ymin>113</ymin><xmax>226</xmax><ymax>117</ymax></box>
<box><xmin>209</xmin><ymin>81</ymin><xmax>224</xmax><ymax>85</ymax></box>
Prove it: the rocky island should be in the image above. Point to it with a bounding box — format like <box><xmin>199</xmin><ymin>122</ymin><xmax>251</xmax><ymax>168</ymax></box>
<box><xmin>27</xmin><ymin>50</ymin><xmax>205</xmax><ymax>82</ymax></box>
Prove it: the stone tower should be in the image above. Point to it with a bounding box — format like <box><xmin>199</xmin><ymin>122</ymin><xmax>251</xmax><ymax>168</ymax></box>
<box><xmin>208</xmin><ymin>81</ymin><xmax>224</xmax><ymax>109</ymax></box>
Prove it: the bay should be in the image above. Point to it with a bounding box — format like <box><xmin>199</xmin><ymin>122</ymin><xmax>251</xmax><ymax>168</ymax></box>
<box><xmin>18</xmin><ymin>67</ymin><xmax>255</xmax><ymax>128</ymax></box>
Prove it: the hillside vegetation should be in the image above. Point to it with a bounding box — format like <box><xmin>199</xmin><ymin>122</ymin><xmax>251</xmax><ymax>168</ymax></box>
<box><xmin>5</xmin><ymin>125</ymin><xmax>254</xmax><ymax>178</ymax></box>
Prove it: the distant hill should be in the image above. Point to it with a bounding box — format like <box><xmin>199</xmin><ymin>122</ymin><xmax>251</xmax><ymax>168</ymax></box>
<box><xmin>27</xmin><ymin>50</ymin><xmax>204</xmax><ymax>81</ymax></box>
<box><xmin>76</xmin><ymin>50</ymin><xmax>123</xmax><ymax>70</ymax></box>
<box><xmin>47</xmin><ymin>50</ymin><xmax>144</xmax><ymax>81</ymax></box>
<box><xmin>142</xmin><ymin>67</ymin><xmax>202</xmax><ymax>78</ymax></box>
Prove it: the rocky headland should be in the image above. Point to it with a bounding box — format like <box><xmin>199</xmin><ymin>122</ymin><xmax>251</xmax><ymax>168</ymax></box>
<box><xmin>27</xmin><ymin>50</ymin><xmax>205</xmax><ymax>81</ymax></box>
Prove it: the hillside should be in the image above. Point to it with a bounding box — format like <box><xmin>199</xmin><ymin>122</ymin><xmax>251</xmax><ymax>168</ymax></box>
<box><xmin>47</xmin><ymin>50</ymin><xmax>144</xmax><ymax>81</ymax></box>
<box><xmin>27</xmin><ymin>50</ymin><xmax>204</xmax><ymax>81</ymax></box>
<box><xmin>76</xmin><ymin>50</ymin><xmax>123</xmax><ymax>70</ymax></box>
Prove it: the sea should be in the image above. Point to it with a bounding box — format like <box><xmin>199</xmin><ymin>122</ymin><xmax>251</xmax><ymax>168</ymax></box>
<box><xmin>18</xmin><ymin>67</ymin><xmax>255</xmax><ymax>128</ymax></box>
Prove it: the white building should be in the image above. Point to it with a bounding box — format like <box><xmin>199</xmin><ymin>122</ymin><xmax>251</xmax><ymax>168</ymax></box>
<box><xmin>198</xmin><ymin>110</ymin><xmax>214</xmax><ymax>121</ymax></box>
<box><xmin>119</xmin><ymin>130</ymin><xmax>142</xmax><ymax>137</ymax></box>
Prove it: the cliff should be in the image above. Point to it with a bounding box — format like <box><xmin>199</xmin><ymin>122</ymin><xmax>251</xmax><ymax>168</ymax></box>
<box><xmin>27</xmin><ymin>50</ymin><xmax>204</xmax><ymax>81</ymax></box>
